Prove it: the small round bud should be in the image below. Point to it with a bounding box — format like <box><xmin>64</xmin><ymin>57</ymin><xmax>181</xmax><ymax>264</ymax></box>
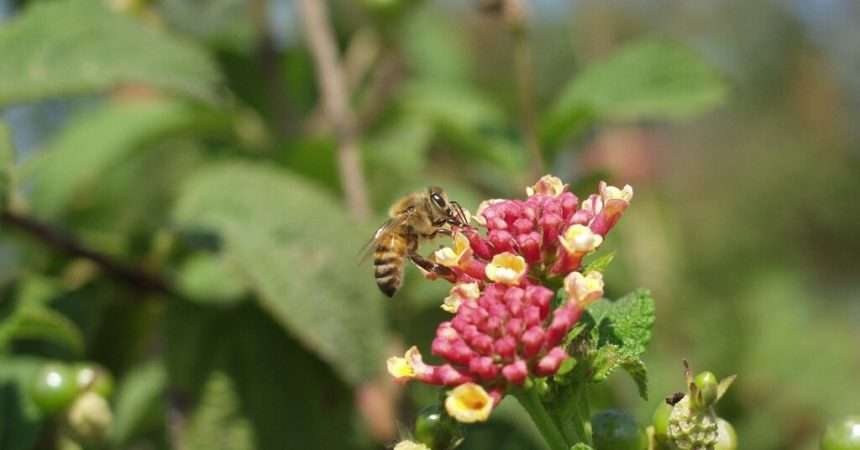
<box><xmin>414</xmin><ymin>405</ymin><xmax>464</xmax><ymax>450</ymax></box>
<box><xmin>592</xmin><ymin>409</ymin><xmax>648</xmax><ymax>450</ymax></box>
<box><xmin>64</xmin><ymin>391</ymin><xmax>113</xmax><ymax>444</ymax></box>
<box><xmin>715</xmin><ymin>417</ymin><xmax>738</xmax><ymax>450</ymax></box>
<box><xmin>73</xmin><ymin>363</ymin><xmax>114</xmax><ymax>399</ymax></box>
<box><xmin>821</xmin><ymin>416</ymin><xmax>860</xmax><ymax>450</ymax></box>
<box><xmin>694</xmin><ymin>371</ymin><xmax>718</xmax><ymax>408</ymax></box>
<box><xmin>30</xmin><ymin>363</ymin><xmax>80</xmax><ymax>415</ymax></box>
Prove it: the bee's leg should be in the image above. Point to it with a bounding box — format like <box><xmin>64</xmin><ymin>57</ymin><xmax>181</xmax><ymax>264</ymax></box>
<box><xmin>409</xmin><ymin>252</ymin><xmax>456</xmax><ymax>282</ymax></box>
<box><xmin>449</xmin><ymin>201</ymin><xmax>468</xmax><ymax>225</ymax></box>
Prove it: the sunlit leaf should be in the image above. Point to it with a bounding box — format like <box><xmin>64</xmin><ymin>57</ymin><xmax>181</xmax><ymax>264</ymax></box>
<box><xmin>542</xmin><ymin>40</ymin><xmax>727</xmax><ymax>149</ymax></box>
<box><xmin>173</xmin><ymin>162</ymin><xmax>386</xmax><ymax>384</ymax></box>
<box><xmin>23</xmin><ymin>99</ymin><xmax>226</xmax><ymax>216</ymax></box>
<box><xmin>0</xmin><ymin>0</ymin><xmax>222</xmax><ymax>107</ymax></box>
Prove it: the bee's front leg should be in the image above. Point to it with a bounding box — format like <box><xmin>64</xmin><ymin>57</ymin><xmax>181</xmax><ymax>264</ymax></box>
<box><xmin>409</xmin><ymin>252</ymin><xmax>456</xmax><ymax>282</ymax></box>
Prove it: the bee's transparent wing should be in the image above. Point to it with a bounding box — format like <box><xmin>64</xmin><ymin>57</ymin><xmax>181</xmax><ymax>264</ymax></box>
<box><xmin>357</xmin><ymin>216</ymin><xmax>405</xmax><ymax>265</ymax></box>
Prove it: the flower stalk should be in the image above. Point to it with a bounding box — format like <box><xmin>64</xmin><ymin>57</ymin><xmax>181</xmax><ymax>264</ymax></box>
<box><xmin>512</xmin><ymin>382</ymin><xmax>570</xmax><ymax>450</ymax></box>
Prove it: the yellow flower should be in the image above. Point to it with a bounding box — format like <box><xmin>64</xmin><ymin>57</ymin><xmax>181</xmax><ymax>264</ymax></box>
<box><xmin>445</xmin><ymin>383</ymin><xmax>493</xmax><ymax>423</ymax></box>
<box><xmin>393</xmin><ymin>441</ymin><xmax>430</xmax><ymax>450</ymax></box>
<box><xmin>434</xmin><ymin>232</ymin><xmax>471</xmax><ymax>267</ymax></box>
<box><xmin>599</xmin><ymin>181</ymin><xmax>634</xmax><ymax>203</ymax></box>
<box><xmin>386</xmin><ymin>346</ymin><xmax>429</xmax><ymax>382</ymax></box>
<box><xmin>526</xmin><ymin>175</ymin><xmax>566</xmax><ymax>197</ymax></box>
<box><xmin>559</xmin><ymin>224</ymin><xmax>603</xmax><ymax>255</ymax></box>
<box><xmin>485</xmin><ymin>252</ymin><xmax>527</xmax><ymax>285</ymax></box>
<box><xmin>473</xmin><ymin>199</ymin><xmax>505</xmax><ymax>226</ymax></box>
<box><xmin>442</xmin><ymin>282</ymin><xmax>481</xmax><ymax>313</ymax></box>
<box><xmin>563</xmin><ymin>271</ymin><xmax>604</xmax><ymax>306</ymax></box>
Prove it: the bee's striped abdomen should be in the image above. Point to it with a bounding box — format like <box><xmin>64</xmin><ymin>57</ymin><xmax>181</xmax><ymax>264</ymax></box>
<box><xmin>374</xmin><ymin>234</ymin><xmax>409</xmax><ymax>297</ymax></box>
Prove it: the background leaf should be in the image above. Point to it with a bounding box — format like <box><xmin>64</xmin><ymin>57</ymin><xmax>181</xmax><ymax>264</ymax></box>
<box><xmin>0</xmin><ymin>121</ymin><xmax>11</xmax><ymax>205</ymax></box>
<box><xmin>173</xmin><ymin>162</ymin><xmax>386</xmax><ymax>384</ymax></box>
<box><xmin>0</xmin><ymin>0</ymin><xmax>222</xmax><ymax>107</ymax></box>
<box><xmin>23</xmin><ymin>99</ymin><xmax>225</xmax><ymax>216</ymax></box>
<box><xmin>0</xmin><ymin>357</ymin><xmax>44</xmax><ymax>450</ymax></box>
<box><xmin>541</xmin><ymin>40</ymin><xmax>727</xmax><ymax>149</ymax></box>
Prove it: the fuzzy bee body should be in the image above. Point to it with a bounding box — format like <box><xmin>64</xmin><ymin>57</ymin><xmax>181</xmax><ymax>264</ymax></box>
<box><xmin>365</xmin><ymin>187</ymin><xmax>467</xmax><ymax>297</ymax></box>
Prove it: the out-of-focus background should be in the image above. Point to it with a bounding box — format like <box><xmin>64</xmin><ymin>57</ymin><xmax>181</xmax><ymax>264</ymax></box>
<box><xmin>0</xmin><ymin>0</ymin><xmax>858</xmax><ymax>449</ymax></box>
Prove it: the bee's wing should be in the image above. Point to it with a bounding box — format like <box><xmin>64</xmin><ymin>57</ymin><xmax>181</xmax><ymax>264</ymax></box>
<box><xmin>357</xmin><ymin>216</ymin><xmax>408</xmax><ymax>265</ymax></box>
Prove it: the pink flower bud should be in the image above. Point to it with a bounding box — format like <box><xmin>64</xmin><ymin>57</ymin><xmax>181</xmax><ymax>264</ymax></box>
<box><xmin>536</xmin><ymin>347</ymin><xmax>568</xmax><ymax>376</ymax></box>
<box><xmin>540</xmin><ymin>213</ymin><xmax>563</xmax><ymax>246</ymax></box>
<box><xmin>468</xmin><ymin>333</ymin><xmax>494</xmax><ymax>355</ymax></box>
<box><xmin>560</xmin><ymin>192</ymin><xmax>578</xmax><ymax>220</ymax></box>
<box><xmin>494</xmin><ymin>335</ymin><xmax>517</xmax><ymax>359</ymax></box>
<box><xmin>521</xmin><ymin>326</ymin><xmax>546</xmax><ymax>358</ymax></box>
<box><xmin>488</xmin><ymin>230</ymin><xmax>515</xmax><ymax>253</ymax></box>
<box><xmin>469</xmin><ymin>356</ymin><xmax>498</xmax><ymax>380</ymax></box>
<box><xmin>518</xmin><ymin>234</ymin><xmax>542</xmax><ymax>263</ymax></box>
<box><xmin>501</xmin><ymin>360</ymin><xmax>528</xmax><ymax>384</ymax></box>
<box><xmin>513</xmin><ymin>218</ymin><xmax>533</xmax><ymax>234</ymax></box>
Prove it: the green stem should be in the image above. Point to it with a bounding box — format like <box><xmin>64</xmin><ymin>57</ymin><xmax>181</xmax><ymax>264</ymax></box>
<box><xmin>553</xmin><ymin>382</ymin><xmax>591</xmax><ymax>446</ymax></box>
<box><xmin>512</xmin><ymin>384</ymin><xmax>570</xmax><ymax>450</ymax></box>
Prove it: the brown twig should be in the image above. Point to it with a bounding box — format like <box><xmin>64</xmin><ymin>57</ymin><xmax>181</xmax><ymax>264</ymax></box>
<box><xmin>506</xmin><ymin>0</ymin><xmax>545</xmax><ymax>179</ymax></box>
<box><xmin>0</xmin><ymin>210</ymin><xmax>175</xmax><ymax>298</ymax></box>
<box><xmin>298</xmin><ymin>0</ymin><xmax>371</xmax><ymax>222</ymax></box>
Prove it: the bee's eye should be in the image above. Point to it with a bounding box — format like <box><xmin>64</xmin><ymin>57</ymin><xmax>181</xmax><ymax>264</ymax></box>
<box><xmin>431</xmin><ymin>193</ymin><xmax>446</xmax><ymax>208</ymax></box>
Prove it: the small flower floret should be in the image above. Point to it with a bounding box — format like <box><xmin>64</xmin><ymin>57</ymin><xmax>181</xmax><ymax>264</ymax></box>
<box><xmin>445</xmin><ymin>383</ymin><xmax>494</xmax><ymax>423</ymax></box>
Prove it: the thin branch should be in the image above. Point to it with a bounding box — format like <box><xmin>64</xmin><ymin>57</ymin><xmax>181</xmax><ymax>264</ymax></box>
<box><xmin>298</xmin><ymin>0</ymin><xmax>371</xmax><ymax>222</ymax></box>
<box><xmin>506</xmin><ymin>0</ymin><xmax>545</xmax><ymax>179</ymax></box>
<box><xmin>0</xmin><ymin>210</ymin><xmax>175</xmax><ymax>298</ymax></box>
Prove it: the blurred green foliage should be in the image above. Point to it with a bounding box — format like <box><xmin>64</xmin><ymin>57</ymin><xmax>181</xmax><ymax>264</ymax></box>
<box><xmin>0</xmin><ymin>0</ymin><xmax>858</xmax><ymax>449</ymax></box>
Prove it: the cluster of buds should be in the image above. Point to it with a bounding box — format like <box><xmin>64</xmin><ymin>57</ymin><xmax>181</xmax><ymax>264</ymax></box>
<box><xmin>388</xmin><ymin>176</ymin><xmax>633</xmax><ymax>423</ymax></box>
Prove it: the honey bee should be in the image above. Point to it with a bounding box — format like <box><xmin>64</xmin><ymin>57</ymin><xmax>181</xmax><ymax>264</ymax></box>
<box><xmin>361</xmin><ymin>187</ymin><xmax>468</xmax><ymax>297</ymax></box>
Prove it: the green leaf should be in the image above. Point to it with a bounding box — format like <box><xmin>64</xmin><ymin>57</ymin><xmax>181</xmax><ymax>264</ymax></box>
<box><xmin>110</xmin><ymin>361</ymin><xmax>167</xmax><ymax>446</ymax></box>
<box><xmin>591</xmin><ymin>344</ymin><xmax>622</xmax><ymax>382</ymax></box>
<box><xmin>177</xmin><ymin>253</ymin><xmax>249</xmax><ymax>306</ymax></box>
<box><xmin>587</xmin><ymin>288</ymin><xmax>655</xmax><ymax>360</ymax></box>
<box><xmin>0</xmin><ymin>357</ymin><xmax>45</xmax><ymax>450</ymax></box>
<box><xmin>542</xmin><ymin>40</ymin><xmax>727</xmax><ymax>149</ymax></box>
<box><xmin>620</xmin><ymin>357</ymin><xmax>649</xmax><ymax>400</ymax></box>
<box><xmin>0</xmin><ymin>121</ymin><xmax>11</xmax><ymax>206</ymax></box>
<box><xmin>23</xmin><ymin>99</ymin><xmax>224</xmax><ymax>216</ymax></box>
<box><xmin>182</xmin><ymin>371</ymin><xmax>254</xmax><ymax>450</ymax></box>
<box><xmin>0</xmin><ymin>276</ymin><xmax>85</xmax><ymax>354</ymax></box>
<box><xmin>4</xmin><ymin>306</ymin><xmax>85</xmax><ymax>355</ymax></box>
<box><xmin>583</xmin><ymin>252</ymin><xmax>615</xmax><ymax>274</ymax></box>
<box><xmin>165</xmin><ymin>301</ymin><xmax>360</xmax><ymax>450</ymax></box>
<box><xmin>570</xmin><ymin>444</ymin><xmax>595</xmax><ymax>450</ymax></box>
<box><xmin>0</xmin><ymin>0</ymin><xmax>222</xmax><ymax>107</ymax></box>
<box><xmin>173</xmin><ymin>162</ymin><xmax>386</xmax><ymax>384</ymax></box>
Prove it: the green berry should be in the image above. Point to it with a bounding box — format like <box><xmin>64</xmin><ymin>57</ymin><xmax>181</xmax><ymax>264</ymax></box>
<box><xmin>652</xmin><ymin>401</ymin><xmax>673</xmax><ymax>445</ymax></box>
<box><xmin>592</xmin><ymin>409</ymin><xmax>648</xmax><ymax>450</ymax></box>
<box><xmin>694</xmin><ymin>371</ymin><xmax>718</xmax><ymax>408</ymax></box>
<box><xmin>30</xmin><ymin>363</ymin><xmax>80</xmax><ymax>415</ymax></box>
<box><xmin>414</xmin><ymin>405</ymin><xmax>464</xmax><ymax>450</ymax></box>
<box><xmin>73</xmin><ymin>363</ymin><xmax>114</xmax><ymax>399</ymax></box>
<box><xmin>715</xmin><ymin>417</ymin><xmax>738</xmax><ymax>450</ymax></box>
<box><xmin>821</xmin><ymin>416</ymin><xmax>860</xmax><ymax>450</ymax></box>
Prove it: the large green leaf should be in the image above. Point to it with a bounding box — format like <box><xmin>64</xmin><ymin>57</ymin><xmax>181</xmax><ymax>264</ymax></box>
<box><xmin>165</xmin><ymin>301</ymin><xmax>362</xmax><ymax>450</ymax></box>
<box><xmin>23</xmin><ymin>99</ymin><xmax>225</xmax><ymax>216</ymax></box>
<box><xmin>173</xmin><ymin>162</ymin><xmax>386</xmax><ymax>384</ymax></box>
<box><xmin>0</xmin><ymin>0</ymin><xmax>221</xmax><ymax>107</ymax></box>
<box><xmin>542</xmin><ymin>40</ymin><xmax>727</xmax><ymax>149</ymax></box>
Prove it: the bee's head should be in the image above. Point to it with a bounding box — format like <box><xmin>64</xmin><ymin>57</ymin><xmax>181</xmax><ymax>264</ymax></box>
<box><xmin>427</xmin><ymin>186</ymin><xmax>466</xmax><ymax>226</ymax></box>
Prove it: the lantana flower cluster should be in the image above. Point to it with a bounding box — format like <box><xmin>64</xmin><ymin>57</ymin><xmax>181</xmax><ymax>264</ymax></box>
<box><xmin>388</xmin><ymin>176</ymin><xmax>633</xmax><ymax>423</ymax></box>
